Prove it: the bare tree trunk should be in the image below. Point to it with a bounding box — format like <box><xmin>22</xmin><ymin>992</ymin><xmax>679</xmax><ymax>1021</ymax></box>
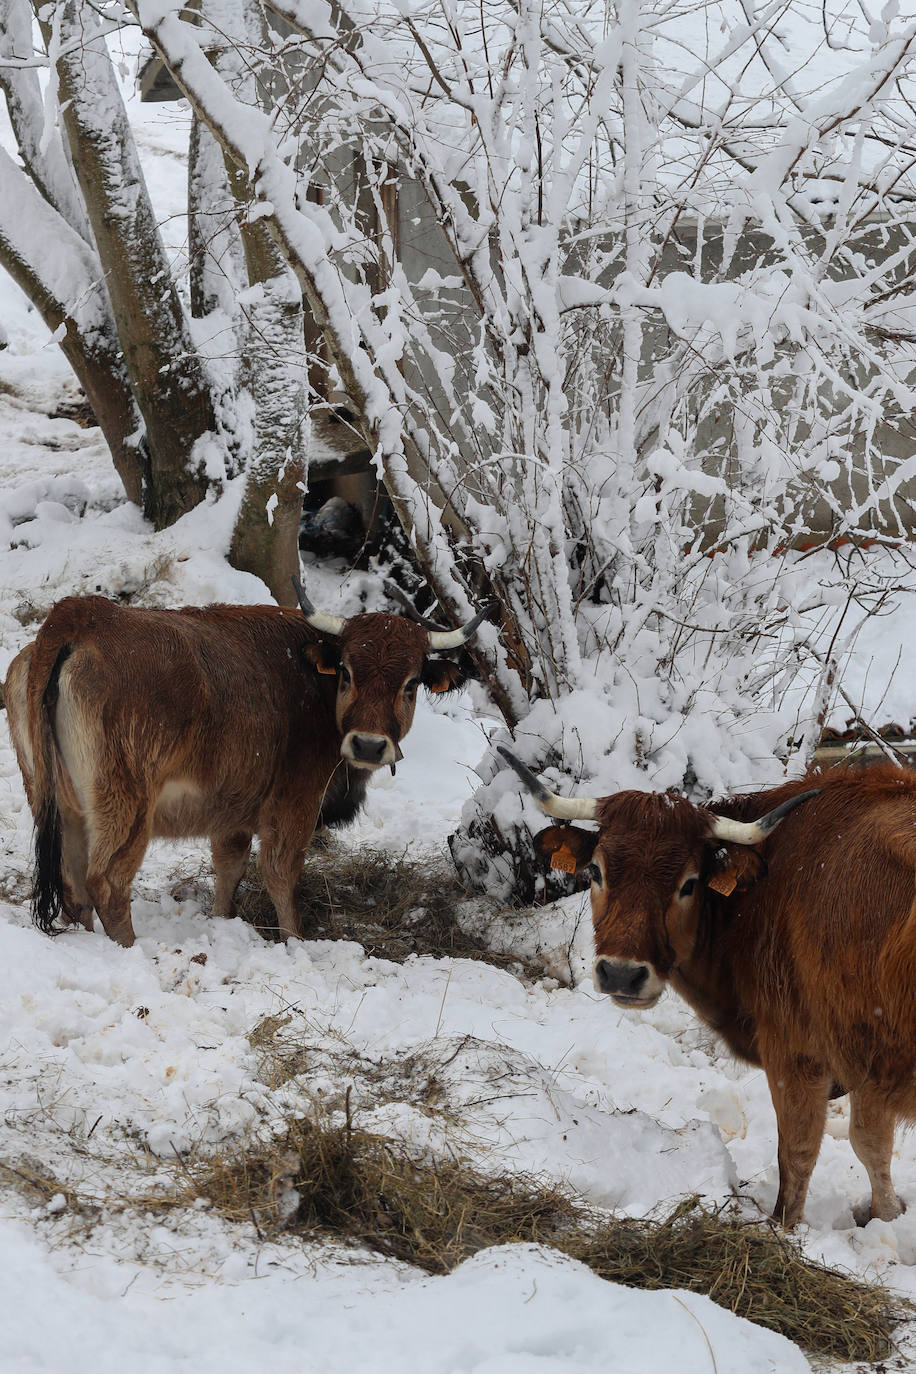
<box><xmin>229</xmin><ymin>434</ymin><xmax>306</xmax><ymax>606</ymax></box>
<box><xmin>188</xmin><ymin>112</ymin><xmax>245</xmax><ymax>321</ymax></box>
<box><xmin>211</xmin><ymin>0</ymin><xmax>307</xmax><ymax>604</ymax></box>
<box><xmin>0</xmin><ymin>147</ymin><xmax>143</xmax><ymax>504</ymax></box>
<box><xmin>0</xmin><ymin>0</ymin><xmax>92</xmax><ymax>240</ymax></box>
<box><xmin>228</xmin><ymin>229</ymin><xmax>307</xmax><ymax>606</ymax></box>
<box><xmin>47</xmin><ymin>0</ymin><xmax>219</xmax><ymax>528</ymax></box>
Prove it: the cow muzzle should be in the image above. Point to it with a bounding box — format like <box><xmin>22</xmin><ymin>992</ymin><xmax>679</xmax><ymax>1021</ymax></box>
<box><xmin>341</xmin><ymin>731</ymin><xmax>400</xmax><ymax>769</ymax></box>
<box><xmin>592</xmin><ymin>957</ymin><xmax>664</xmax><ymax>1009</ymax></box>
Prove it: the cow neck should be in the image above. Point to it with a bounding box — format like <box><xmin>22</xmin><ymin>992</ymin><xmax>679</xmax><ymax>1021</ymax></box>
<box><xmin>669</xmin><ymin>894</ymin><xmax>761</xmax><ymax>1064</ymax></box>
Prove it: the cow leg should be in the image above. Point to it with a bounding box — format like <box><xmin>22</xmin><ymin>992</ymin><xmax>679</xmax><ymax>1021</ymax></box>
<box><xmin>84</xmin><ymin>806</ymin><xmax>150</xmax><ymax>948</ymax></box>
<box><xmin>848</xmin><ymin>1085</ymin><xmax>903</xmax><ymax>1223</ymax></box>
<box><xmin>260</xmin><ymin>836</ymin><xmax>308</xmax><ymax>940</ymax></box>
<box><xmin>766</xmin><ymin>1061</ymin><xmax>832</xmax><ymax>1228</ymax></box>
<box><xmin>211</xmin><ymin>830</ymin><xmax>252</xmax><ymax>919</ymax></box>
<box><xmin>259</xmin><ymin>804</ymin><xmax>318</xmax><ymax>940</ymax></box>
<box><xmin>59</xmin><ymin>809</ymin><xmax>94</xmax><ymax>931</ymax></box>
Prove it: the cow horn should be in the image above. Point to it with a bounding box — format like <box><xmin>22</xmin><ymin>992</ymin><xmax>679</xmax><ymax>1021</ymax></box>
<box><xmin>291</xmin><ymin>575</ymin><xmax>346</xmax><ymax>636</ymax></box>
<box><xmin>709</xmin><ymin>788</ymin><xmax>821</xmax><ymax>845</ymax></box>
<box><xmin>497</xmin><ymin>746</ymin><xmax>599</xmax><ymax>821</ymax></box>
<box><xmin>428</xmin><ymin>602</ymin><xmax>497</xmax><ymax>651</ymax></box>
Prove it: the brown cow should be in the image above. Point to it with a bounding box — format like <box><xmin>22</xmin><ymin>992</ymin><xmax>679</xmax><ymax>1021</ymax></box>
<box><xmin>4</xmin><ymin>585</ymin><xmax>489</xmax><ymax>946</ymax></box>
<box><xmin>499</xmin><ymin>745</ymin><xmax>916</xmax><ymax>1228</ymax></box>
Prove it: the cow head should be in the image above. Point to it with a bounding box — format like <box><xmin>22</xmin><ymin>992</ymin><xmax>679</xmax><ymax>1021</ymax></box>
<box><xmin>294</xmin><ymin>577</ymin><xmax>490</xmax><ymax>770</ymax></box>
<box><xmin>498</xmin><ymin>746</ymin><xmax>818</xmax><ymax>1008</ymax></box>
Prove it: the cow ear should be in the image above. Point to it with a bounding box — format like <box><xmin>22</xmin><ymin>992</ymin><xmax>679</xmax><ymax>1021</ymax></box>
<box><xmin>705</xmin><ymin>843</ymin><xmax>766</xmax><ymax>896</ymax></box>
<box><xmin>305</xmin><ymin>642</ymin><xmax>341</xmax><ymax>676</ymax></box>
<box><xmin>422</xmin><ymin>658</ymin><xmax>465</xmax><ymax>695</ymax></box>
<box><xmin>534</xmin><ymin>825</ymin><xmax>597</xmax><ymax>874</ymax></box>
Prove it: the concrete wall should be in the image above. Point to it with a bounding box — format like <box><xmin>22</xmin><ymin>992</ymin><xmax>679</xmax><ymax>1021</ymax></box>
<box><xmin>139</xmin><ymin>51</ymin><xmax>916</xmax><ymax>542</ymax></box>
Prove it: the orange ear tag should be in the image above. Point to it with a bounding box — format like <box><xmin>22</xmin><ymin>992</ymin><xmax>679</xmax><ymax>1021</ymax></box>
<box><xmin>708</xmin><ymin>868</ymin><xmax>737</xmax><ymax>896</ymax></box>
<box><xmin>316</xmin><ymin>663</ymin><xmax>338</xmax><ymax>675</ymax></box>
<box><xmin>550</xmin><ymin>843</ymin><xmax>578</xmax><ymax>874</ymax></box>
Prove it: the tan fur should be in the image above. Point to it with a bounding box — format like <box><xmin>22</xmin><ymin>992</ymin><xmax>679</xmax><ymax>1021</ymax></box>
<box><xmin>5</xmin><ymin>595</ymin><xmax>450</xmax><ymax>946</ymax></box>
<box><xmin>5</xmin><ymin>644</ymin><xmax>34</xmax><ymax>794</ymax></box>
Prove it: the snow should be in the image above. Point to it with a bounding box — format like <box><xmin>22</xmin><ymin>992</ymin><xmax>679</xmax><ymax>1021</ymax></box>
<box><xmin>0</xmin><ymin>1227</ymin><xmax>809</xmax><ymax>1374</ymax></box>
<box><xmin>0</xmin><ymin>326</ymin><xmax>816</xmax><ymax>1370</ymax></box>
<box><xmin>4</xmin><ymin>13</ymin><xmax>916</xmax><ymax>1374</ymax></box>
<box><xmin>5</xmin><ymin>355</ymin><xmax>916</xmax><ymax>1374</ymax></box>
<box><xmin>0</xmin><ymin>358</ymin><xmax>813</xmax><ymax>1374</ymax></box>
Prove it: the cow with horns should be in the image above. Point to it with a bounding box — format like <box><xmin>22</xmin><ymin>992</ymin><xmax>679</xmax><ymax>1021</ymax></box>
<box><xmin>499</xmin><ymin>744</ymin><xmax>916</xmax><ymax>1228</ymax></box>
<box><xmin>4</xmin><ymin>582</ymin><xmax>489</xmax><ymax>946</ymax></box>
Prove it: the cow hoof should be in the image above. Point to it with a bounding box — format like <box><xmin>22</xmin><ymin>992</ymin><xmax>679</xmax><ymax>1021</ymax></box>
<box><xmin>853</xmin><ymin>1195</ymin><xmax>905</xmax><ymax>1226</ymax></box>
<box><xmin>874</xmin><ymin>1195</ymin><xmax>905</xmax><ymax>1223</ymax></box>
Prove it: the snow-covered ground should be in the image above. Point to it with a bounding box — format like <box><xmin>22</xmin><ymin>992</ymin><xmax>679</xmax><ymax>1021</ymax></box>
<box><xmin>4</xmin><ymin>26</ymin><xmax>916</xmax><ymax>1374</ymax></box>
<box><xmin>3</xmin><ymin>310</ymin><xmax>916</xmax><ymax>1374</ymax></box>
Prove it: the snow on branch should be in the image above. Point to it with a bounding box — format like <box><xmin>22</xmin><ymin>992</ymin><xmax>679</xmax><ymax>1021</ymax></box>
<box><xmin>118</xmin><ymin>0</ymin><xmax>916</xmax><ymax>842</ymax></box>
<box><xmin>130</xmin><ymin>0</ymin><xmax>528</xmax><ymax>720</ymax></box>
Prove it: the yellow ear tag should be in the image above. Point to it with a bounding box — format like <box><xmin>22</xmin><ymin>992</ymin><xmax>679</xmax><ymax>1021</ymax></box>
<box><xmin>708</xmin><ymin>868</ymin><xmax>737</xmax><ymax>896</ymax></box>
<box><xmin>550</xmin><ymin>844</ymin><xmax>578</xmax><ymax>874</ymax></box>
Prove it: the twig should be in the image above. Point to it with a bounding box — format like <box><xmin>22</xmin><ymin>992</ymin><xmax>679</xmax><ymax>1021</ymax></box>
<box><xmin>831</xmin><ymin>683</ymin><xmax>910</xmax><ymax>767</ymax></box>
<box><xmin>671</xmin><ymin>1294</ymin><xmax>719</xmax><ymax>1374</ymax></box>
<box><xmin>434</xmin><ymin>968</ymin><xmax>453</xmax><ymax>1038</ymax></box>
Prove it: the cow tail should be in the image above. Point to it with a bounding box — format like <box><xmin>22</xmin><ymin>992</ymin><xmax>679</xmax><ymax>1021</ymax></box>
<box><xmin>33</xmin><ymin>793</ymin><xmax>64</xmax><ymax>933</ymax></box>
<box><xmin>28</xmin><ymin>644</ymin><xmax>71</xmax><ymax>934</ymax></box>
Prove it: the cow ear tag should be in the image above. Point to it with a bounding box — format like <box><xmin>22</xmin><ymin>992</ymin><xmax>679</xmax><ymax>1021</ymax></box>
<box><xmin>550</xmin><ymin>842</ymin><xmax>578</xmax><ymax>874</ymax></box>
<box><xmin>708</xmin><ymin>868</ymin><xmax>737</xmax><ymax>896</ymax></box>
<box><xmin>315</xmin><ymin>662</ymin><xmax>337</xmax><ymax>675</ymax></box>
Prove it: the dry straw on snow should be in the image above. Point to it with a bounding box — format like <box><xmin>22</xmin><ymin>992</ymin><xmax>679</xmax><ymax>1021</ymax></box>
<box><xmin>4</xmin><ymin>851</ymin><xmax>908</xmax><ymax>1363</ymax></box>
<box><xmin>235</xmin><ymin>845</ymin><xmax>538</xmax><ymax>974</ymax></box>
<box><xmin>185</xmin><ymin>1110</ymin><xmax>909</xmax><ymax>1365</ymax></box>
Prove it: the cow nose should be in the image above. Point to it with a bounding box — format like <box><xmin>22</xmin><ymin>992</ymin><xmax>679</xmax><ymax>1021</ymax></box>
<box><xmin>594</xmin><ymin>958</ymin><xmax>650</xmax><ymax>999</ymax></box>
<box><xmin>348</xmin><ymin>733</ymin><xmax>389</xmax><ymax>764</ymax></box>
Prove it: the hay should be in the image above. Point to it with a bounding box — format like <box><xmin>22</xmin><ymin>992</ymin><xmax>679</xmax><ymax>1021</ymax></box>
<box><xmin>186</xmin><ymin>1112</ymin><xmax>909</xmax><ymax>1363</ymax></box>
<box><xmin>566</xmin><ymin>1199</ymin><xmax>902</xmax><ymax>1364</ymax></box>
<box><xmin>234</xmin><ymin>846</ymin><xmax>538</xmax><ymax>975</ymax></box>
<box><xmin>0</xmin><ymin>1159</ymin><xmax>80</xmax><ymax>1211</ymax></box>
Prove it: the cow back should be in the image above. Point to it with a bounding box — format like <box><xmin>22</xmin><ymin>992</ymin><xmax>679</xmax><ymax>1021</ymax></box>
<box><xmin>698</xmin><ymin>765</ymin><xmax>916</xmax><ymax>1095</ymax></box>
<box><xmin>37</xmin><ymin>597</ymin><xmax>339</xmax><ymax>837</ymax></box>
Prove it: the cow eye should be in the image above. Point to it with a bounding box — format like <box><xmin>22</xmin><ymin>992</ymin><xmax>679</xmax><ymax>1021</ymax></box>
<box><xmin>679</xmin><ymin>877</ymin><xmax>697</xmax><ymax>899</ymax></box>
<box><xmin>339</xmin><ymin>666</ymin><xmax>352</xmax><ymax>688</ymax></box>
<box><xmin>404</xmin><ymin>676</ymin><xmax>420</xmax><ymax>694</ymax></box>
<box><xmin>586</xmin><ymin>863</ymin><xmax>602</xmax><ymax>886</ymax></box>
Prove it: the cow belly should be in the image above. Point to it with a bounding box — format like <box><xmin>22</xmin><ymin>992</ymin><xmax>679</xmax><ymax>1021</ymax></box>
<box><xmin>151</xmin><ymin>780</ymin><xmax>213</xmax><ymax>837</ymax></box>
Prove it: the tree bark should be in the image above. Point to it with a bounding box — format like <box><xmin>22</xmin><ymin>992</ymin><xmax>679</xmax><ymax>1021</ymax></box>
<box><xmin>0</xmin><ymin>146</ymin><xmax>143</xmax><ymax>504</ymax></box>
<box><xmin>217</xmin><ymin>0</ymin><xmax>307</xmax><ymax>605</ymax></box>
<box><xmin>188</xmin><ymin>111</ymin><xmax>245</xmax><ymax>321</ymax></box>
<box><xmin>48</xmin><ymin>0</ymin><xmax>219</xmax><ymax>528</ymax></box>
<box><xmin>0</xmin><ymin>0</ymin><xmax>92</xmax><ymax>241</ymax></box>
<box><xmin>227</xmin><ymin>224</ymin><xmax>307</xmax><ymax>607</ymax></box>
